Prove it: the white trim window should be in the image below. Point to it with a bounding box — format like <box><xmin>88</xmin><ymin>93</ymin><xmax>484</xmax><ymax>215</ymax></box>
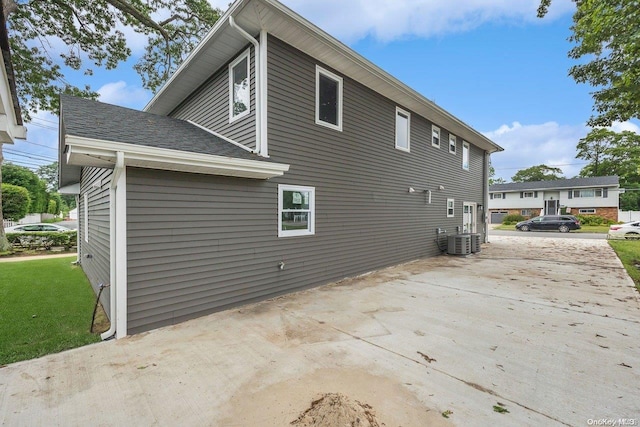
<box><xmin>229</xmin><ymin>49</ymin><xmax>251</xmax><ymax>122</ymax></box>
<box><xmin>492</xmin><ymin>193</ymin><xmax>503</xmax><ymax>199</ymax></box>
<box><xmin>447</xmin><ymin>198</ymin><xmax>455</xmax><ymax>218</ymax></box>
<box><xmin>579</xmin><ymin>208</ymin><xmax>596</xmax><ymax>214</ymax></box>
<box><xmin>278</xmin><ymin>185</ymin><xmax>316</xmax><ymax>237</ymax></box>
<box><xmin>432</xmin><ymin>125</ymin><xmax>440</xmax><ymax>148</ymax></box>
<box><xmin>462</xmin><ymin>141</ymin><xmax>470</xmax><ymax>170</ymax></box>
<box><xmin>83</xmin><ymin>192</ymin><xmax>89</xmax><ymax>243</ymax></box>
<box><xmin>315</xmin><ymin>66</ymin><xmax>343</xmax><ymax>131</ymax></box>
<box><xmin>523</xmin><ymin>191</ymin><xmax>534</xmax><ymax>198</ymax></box>
<box><xmin>395</xmin><ymin>107</ymin><xmax>410</xmax><ymax>152</ymax></box>
<box><xmin>449</xmin><ymin>134</ymin><xmax>456</xmax><ymax>154</ymax></box>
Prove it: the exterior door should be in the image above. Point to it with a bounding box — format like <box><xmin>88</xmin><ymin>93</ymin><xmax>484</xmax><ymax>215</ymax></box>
<box><xmin>545</xmin><ymin>199</ymin><xmax>558</xmax><ymax>215</ymax></box>
<box><xmin>463</xmin><ymin>202</ymin><xmax>477</xmax><ymax>233</ymax></box>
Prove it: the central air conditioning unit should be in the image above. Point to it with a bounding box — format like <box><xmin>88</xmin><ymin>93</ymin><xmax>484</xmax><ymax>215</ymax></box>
<box><xmin>447</xmin><ymin>234</ymin><xmax>471</xmax><ymax>255</ymax></box>
<box><xmin>468</xmin><ymin>233</ymin><xmax>481</xmax><ymax>253</ymax></box>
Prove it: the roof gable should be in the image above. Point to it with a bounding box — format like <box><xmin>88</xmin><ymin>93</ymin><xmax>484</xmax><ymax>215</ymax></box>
<box><xmin>144</xmin><ymin>0</ymin><xmax>502</xmax><ymax>154</ymax></box>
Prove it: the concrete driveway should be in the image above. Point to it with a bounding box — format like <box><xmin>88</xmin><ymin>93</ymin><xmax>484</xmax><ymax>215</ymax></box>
<box><xmin>1</xmin><ymin>236</ymin><xmax>639</xmax><ymax>426</ymax></box>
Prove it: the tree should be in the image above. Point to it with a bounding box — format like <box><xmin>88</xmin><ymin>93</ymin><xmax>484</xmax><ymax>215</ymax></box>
<box><xmin>511</xmin><ymin>165</ymin><xmax>564</xmax><ymax>182</ymax></box>
<box><xmin>5</xmin><ymin>0</ymin><xmax>221</xmax><ymax>120</ymax></box>
<box><xmin>36</xmin><ymin>162</ymin><xmax>59</xmax><ymax>192</ymax></box>
<box><xmin>538</xmin><ymin>1</ymin><xmax>640</xmax><ymax>127</ymax></box>
<box><xmin>577</xmin><ymin>129</ymin><xmax>640</xmax><ymax>182</ymax></box>
<box><xmin>488</xmin><ymin>164</ymin><xmax>505</xmax><ymax>186</ymax></box>
<box><xmin>2</xmin><ymin>163</ymin><xmax>48</xmax><ymax>213</ymax></box>
<box><xmin>1</xmin><ymin>183</ymin><xmax>30</xmax><ymax>221</ymax></box>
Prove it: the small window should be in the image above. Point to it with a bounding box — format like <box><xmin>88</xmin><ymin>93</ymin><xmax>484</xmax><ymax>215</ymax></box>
<box><xmin>492</xmin><ymin>193</ymin><xmax>502</xmax><ymax>199</ymax></box>
<box><xmin>462</xmin><ymin>141</ymin><xmax>470</xmax><ymax>170</ymax></box>
<box><xmin>229</xmin><ymin>50</ymin><xmax>250</xmax><ymax>122</ymax></box>
<box><xmin>523</xmin><ymin>192</ymin><xmax>534</xmax><ymax>198</ymax></box>
<box><xmin>395</xmin><ymin>107</ymin><xmax>410</xmax><ymax>152</ymax></box>
<box><xmin>432</xmin><ymin>125</ymin><xmax>440</xmax><ymax>148</ymax></box>
<box><xmin>521</xmin><ymin>209</ymin><xmax>532</xmax><ymax>216</ymax></box>
<box><xmin>449</xmin><ymin>134</ymin><xmax>456</xmax><ymax>154</ymax></box>
<box><xmin>447</xmin><ymin>198</ymin><xmax>455</xmax><ymax>218</ymax></box>
<box><xmin>579</xmin><ymin>208</ymin><xmax>596</xmax><ymax>214</ymax></box>
<box><xmin>278</xmin><ymin>185</ymin><xmax>315</xmax><ymax>237</ymax></box>
<box><xmin>316</xmin><ymin>66</ymin><xmax>343</xmax><ymax>131</ymax></box>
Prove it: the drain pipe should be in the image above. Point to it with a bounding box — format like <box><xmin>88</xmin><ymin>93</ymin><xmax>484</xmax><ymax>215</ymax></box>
<box><xmin>101</xmin><ymin>151</ymin><xmax>125</xmax><ymax>340</ymax></box>
<box><xmin>229</xmin><ymin>16</ymin><xmax>262</xmax><ymax>155</ymax></box>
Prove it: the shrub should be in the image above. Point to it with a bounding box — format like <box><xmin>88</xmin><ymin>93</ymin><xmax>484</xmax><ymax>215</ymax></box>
<box><xmin>6</xmin><ymin>231</ymin><xmax>77</xmax><ymax>250</ymax></box>
<box><xmin>575</xmin><ymin>214</ymin><xmax>616</xmax><ymax>226</ymax></box>
<box><xmin>502</xmin><ymin>214</ymin><xmax>525</xmax><ymax>225</ymax></box>
<box><xmin>1</xmin><ymin>183</ymin><xmax>31</xmax><ymax>220</ymax></box>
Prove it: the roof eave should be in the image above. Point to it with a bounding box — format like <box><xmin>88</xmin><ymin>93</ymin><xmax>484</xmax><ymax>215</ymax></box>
<box><xmin>64</xmin><ymin>135</ymin><xmax>290</xmax><ymax>180</ymax></box>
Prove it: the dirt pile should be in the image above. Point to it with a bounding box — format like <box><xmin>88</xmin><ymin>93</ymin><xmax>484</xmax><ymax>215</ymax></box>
<box><xmin>291</xmin><ymin>393</ymin><xmax>381</xmax><ymax>427</ymax></box>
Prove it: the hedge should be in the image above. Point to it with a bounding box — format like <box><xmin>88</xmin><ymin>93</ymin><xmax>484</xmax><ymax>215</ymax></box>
<box><xmin>502</xmin><ymin>214</ymin><xmax>525</xmax><ymax>225</ymax></box>
<box><xmin>5</xmin><ymin>231</ymin><xmax>77</xmax><ymax>250</ymax></box>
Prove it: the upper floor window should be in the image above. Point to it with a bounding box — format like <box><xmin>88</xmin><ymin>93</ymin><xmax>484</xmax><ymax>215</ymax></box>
<box><xmin>523</xmin><ymin>191</ymin><xmax>534</xmax><ymax>198</ymax></box>
<box><xmin>571</xmin><ymin>188</ymin><xmax>606</xmax><ymax>198</ymax></box>
<box><xmin>462</xmin><ymin>141</ymin><xmax>470</xmax><ymax>170</ymax></box>
<box><xmin>229</xmin><ymin>50</ymin><xmax>250</xmax><ymax>122</ymax></box>
<box><xmin>316</xmin><ymin>66</ymin><xmax>343</xmax><ymax>131</ymax></box>
<box><xmin>432</xmin><ymin>125</ymin><xmax>440</xmax><ymax>148</ymax></box>
<box><xmin>491</xmin><ymin>193</ymin><xmax>503</xmax><ymax>199</ymax></box>
<box><xmin>449</xmin><ymin>134</ymin><xmax>456</xmax><ymax>154</ymax></box>
<box><xmin>395</xmin><ymin>107</ymin><xmax>410</xmax><ymax>152</ymax></box>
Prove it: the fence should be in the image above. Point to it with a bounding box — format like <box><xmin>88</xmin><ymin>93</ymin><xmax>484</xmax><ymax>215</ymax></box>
<box><xmin>619</xmin><ymin>211</ymin><xmax>640</xmax><ymax>222</ymax></box>
<box><xmin>3</xmin><ymin>213</ymin><xmax>56</xmax><ymax>229</ymax></box>
<box><xmin>3</xmin><ymin>219</ymin><xmax>16</xmax><ymax>228</ymax></box>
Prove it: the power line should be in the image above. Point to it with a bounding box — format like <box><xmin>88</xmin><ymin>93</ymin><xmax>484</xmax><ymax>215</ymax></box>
<box><xmin>494</xmin><ymin>162</ymin><xmax>589</xmax><ymax>171</ymax></box>
<box><xmin>29</xmin><ymin>116</ymin><xmax>58</xmax><ymax>125</ymax></box>
<box><xmin>3</xmin><ymin>148</ymin><xmax>56</xmax><ymax>162</ymax></box>
<box><xmin>19</xmin><ymin>140</ymin><xmax>58</xmax><ymax>151</ymax></box>
<box><xmin>26</xmin><ymin>122</ymin><xmax>57</xmax><ymax>131</ymax></box>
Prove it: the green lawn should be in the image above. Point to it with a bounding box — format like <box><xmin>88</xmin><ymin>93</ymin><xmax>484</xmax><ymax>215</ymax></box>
<box><xmin>608</xmin><ymin>240</ymin><xmax>640</xmax><ymax>292</ymax></box>
<box><xmin>0</xmin><ymin>256</ymin><xmax>101</xmax><ymax>365</ymax></box>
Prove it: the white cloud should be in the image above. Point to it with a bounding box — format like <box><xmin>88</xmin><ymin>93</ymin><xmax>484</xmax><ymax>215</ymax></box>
<box><xmin>485</xmin><ymin>121</ymin><xmax>588</xmax><ymax>181</ymax></box>
<box><xmin>280</xmin><ymin>0</ymin><xmax>575</xmax><ymax>43</ymax></box>
<box><xmin>97</xmin><ymin>81</ymin><xmax>152</xmax><ymax>108</ymax></box>
<box><xmin>609</xmin><ymin>121</ymin><xmax>640</xmax><ymax>133</ymax></box>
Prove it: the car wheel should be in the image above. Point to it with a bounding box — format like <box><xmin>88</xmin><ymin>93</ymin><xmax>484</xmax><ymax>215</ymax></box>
<box><xmin>520</xmin><ymin>225</ymin><xmax>530</xmax><ymax>232</ymax></box>
<box><xmin>625</xmin><ymin>233</ymin><xmax>640</xmax><ymax>240</ymax></box>
<box><xmin>559</xmin><ymin>225</ymin><xmax>569</xmax><ymax>233</ymax></box>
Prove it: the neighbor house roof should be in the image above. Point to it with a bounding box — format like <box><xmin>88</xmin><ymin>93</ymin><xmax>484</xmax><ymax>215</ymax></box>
<box><xmin>144</xmin><ymin>0</ymin><xmax>502</xmax><ymax>154</ymax></box>
<box><xmin>59</xmin><ymin>95</ymin><xmax>289</xmax><ymax>188</ymax></box>
<box><xmin>490</xmin><ymin>176</ymin><xmax>620</xmax><ymax>192</ymax></box>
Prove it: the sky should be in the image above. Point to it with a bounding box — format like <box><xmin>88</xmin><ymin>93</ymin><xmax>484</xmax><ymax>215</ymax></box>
<box><xmin>5</xmin><ymin>0</ymin><xmax>639</xmax><ymax>183</ymax></box>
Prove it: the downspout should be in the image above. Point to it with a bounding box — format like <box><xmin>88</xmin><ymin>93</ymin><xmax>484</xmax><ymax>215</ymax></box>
<box><xmin>101</xmin><ymin>151</ymin><xmax>125</xmax><ymax>340</ymax></box>
<box><xmin>483</xmin><ymin>152</ymin><xmax>490</xmax><ymax>243</ymax></box>
<box><xmin>73</xmin><ymin>194</ymin><xmax>80</xmax><ymax>264</ymax></box>
<box><xmin>229</xmin><ymin>16</ymin><xmax>265</xmax><ymax>156</ymax></box>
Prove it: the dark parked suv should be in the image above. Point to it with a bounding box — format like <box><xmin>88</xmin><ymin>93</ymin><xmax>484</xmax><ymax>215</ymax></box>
<box><xmin>515</xmin><ymin>215</ymin><xmax>581</xmax><ymax>233</ymax></box>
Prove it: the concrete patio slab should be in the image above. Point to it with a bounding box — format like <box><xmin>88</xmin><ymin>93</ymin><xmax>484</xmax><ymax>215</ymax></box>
<box><xmin>1</xmin><ymin>235</ymin><xmax>639</xmax><ymax>426</ymax></box>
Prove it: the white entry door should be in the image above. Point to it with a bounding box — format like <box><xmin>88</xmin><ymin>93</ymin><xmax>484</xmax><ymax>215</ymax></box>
<box><xmin>463</xmin><ymin>202</ymin><xmax>477</xmax><ymax>233</ymax></box>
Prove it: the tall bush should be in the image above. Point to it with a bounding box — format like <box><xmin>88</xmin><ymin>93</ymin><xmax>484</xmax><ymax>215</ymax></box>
<box><xmin>1</xmin><ymin>184</ymin><xmax>31</xmax><ymax>220</ymax></box>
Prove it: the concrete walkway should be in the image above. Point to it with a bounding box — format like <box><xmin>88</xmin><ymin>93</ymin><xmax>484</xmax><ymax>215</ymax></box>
<box><xmin>1</xmin><ymin>236</ymin><xmax>638</xmax><ymax>426</ymax></box>
<box><xmin>0</xmin><ymin>253</ymin><xmax>77</xmax><ymax>263</ymax></box>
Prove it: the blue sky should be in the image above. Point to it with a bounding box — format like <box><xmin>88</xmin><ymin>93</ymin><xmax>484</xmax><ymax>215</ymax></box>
<box><xmin>5</xmin><ymin>0</ymin><xmax>639</xmax><ymax>182</ymax></box>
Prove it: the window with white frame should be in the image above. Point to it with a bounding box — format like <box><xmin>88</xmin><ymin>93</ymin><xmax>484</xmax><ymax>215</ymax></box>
<box><xmin>449</xmin><ymin>134</ymin><xmax>456</xmax><ymax>154</ymax></box>
<box><xmin>278</xmin><ymin>185</ymin><xmax>315</xmax><ymax>237</ymax></box>
<box><xmin>432</xmin><ymin>125</ymin><xmax>440</xmax><ymax>148</ymax></box>
<box><xmin>579</xmin><ymin>208</ymin><xmax>596</xmax><ymax>214</ymax></box>
<box><xmin>462</xmin><ymin>141</ymin><xmax>469</xmax><ymax>170</ymax></box>
<box><xmin>316</xmin><ymin>66</ymin><xmax>343</xmax><ymax>131</ymax></box>
<box><xmin>521</xmin><ymin>209</ymin><xmax>532</xmax><ymax>216</ymax></box>
<box><xmin>395</xmin><ymin>107</ymin><xmax>410</xmax><ymax>152</ymax></box>
<box><xmin>492</xmin><ymin>193</ymin><xmax>503</xmax><ymax>199</ymax></box>
<box><xmin>83</xmin><ymin>193</ymin><xmax>89</xmax><ymax>243</ymax></box>
<box><xmin>523</xmin><ymin>191</ymin><xmax>534</xmax><ymax>198</ymax></box>
<box><xmin>447</xmin><ymin>198</ymin><xmax>455</xmax><ymax>217</ymax></box>
<box><xmin>573</xmin><ymin>188</ymin><xmax>604</xmax><ymax>198</ymax></box>
<box><xmin>229</xmin><ymin>50</ymin><xmax>250</xmax><ymax>122</ymax></box>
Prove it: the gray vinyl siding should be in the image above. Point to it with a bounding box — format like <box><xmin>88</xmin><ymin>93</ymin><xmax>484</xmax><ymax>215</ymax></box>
<box><xmin>170</xmin><ymin>45</ymin><xmax>256</xmax><ymax>150</ymax></box>
<box><xmin>79</xmin><ymin>167</ymin><xmax>112</xmax><ymax>315</ymax></box>
<box><xmin>124</xmin><ymin>35</ymin><xmax>489</xmax><ymax>334</ymax></box>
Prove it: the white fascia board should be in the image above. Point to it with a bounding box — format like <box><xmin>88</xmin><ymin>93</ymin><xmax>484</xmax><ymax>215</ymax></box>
<box><xmin>64</xmin><ymin>135</ymin><xmax>289</xmax><ymax>179</ymax></box>
<box><xmin>58</xmin><ymin>183</ymin><xmax>81</xmax><ymax>194</ymax></box>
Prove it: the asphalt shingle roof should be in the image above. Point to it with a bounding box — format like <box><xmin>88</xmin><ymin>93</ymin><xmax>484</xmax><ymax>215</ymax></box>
<box><xmin>60</xmin><ymin>95</ymin><xmax>269</xmax><ymax>162</ymax></box>
<box><xmin>489</xmin><ymin>176</ymin><xmax>619</xmax><ymax>192</ymax></box>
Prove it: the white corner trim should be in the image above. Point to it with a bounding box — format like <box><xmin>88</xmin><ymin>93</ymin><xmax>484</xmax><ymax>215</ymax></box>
<box><xmin>186</xmin><ymin>120</ymin><xmax>254</xmax><ymax>153</ymax></box>
<box><xmin>259</xmin><ymin>30</ymin><xmax>269</xmax><ymax>157</ymax></box>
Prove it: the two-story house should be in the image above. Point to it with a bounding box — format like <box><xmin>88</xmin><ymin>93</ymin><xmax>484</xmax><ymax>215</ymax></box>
<box><xmin>488</xmin><ymin>176</ymin><xmax>620</xmax><ymax>223</ymax></box>
<box><xmin>58</xmin><ymin>0</ymin><xmax>502</xmax><ymax>338</ymax></box>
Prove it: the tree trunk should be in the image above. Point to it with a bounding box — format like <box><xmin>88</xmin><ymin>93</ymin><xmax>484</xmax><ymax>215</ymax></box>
<box><xmin>0</xmin><ymin>143</ymin><xmax>11</xmax><ymax>252</ymax></box>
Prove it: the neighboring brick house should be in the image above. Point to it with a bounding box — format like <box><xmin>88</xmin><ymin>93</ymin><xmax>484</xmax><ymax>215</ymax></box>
<box><xmin>488</xmin><ymin>176</ymin><xmax>620</xmax><ymax>223</ymax></box>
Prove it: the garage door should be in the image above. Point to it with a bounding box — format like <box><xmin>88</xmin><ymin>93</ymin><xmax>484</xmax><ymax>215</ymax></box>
<box><xmin>491</xmin><ymin>211</ymin><xmax>508</xmax><ymax>224</ymax></box>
